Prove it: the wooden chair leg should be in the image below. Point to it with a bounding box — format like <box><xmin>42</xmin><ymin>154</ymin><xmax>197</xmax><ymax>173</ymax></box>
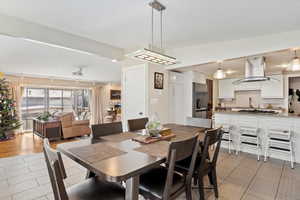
<box><xmin>212</xmin><ymin>168</ymin><xmax>219</xmax><ymax>198</ymax></box>
<box><xmin>193</xmin><ymin>173</ymin><xmax>199</xmax><ymax>186</ymax></box>
<box><xmin>208</xmin><ymin>171</ymin><xmax>213</xmax><ymax>185</ymax></box>
<box><xmin>198</xmin><ymin>176</ymin><xmax>205</xmax><ymax>200</ymax></box>
<box><xmin>185</xmin><ymin>183</ymin><xmax>193</xmax><ymax>200</ymax></box>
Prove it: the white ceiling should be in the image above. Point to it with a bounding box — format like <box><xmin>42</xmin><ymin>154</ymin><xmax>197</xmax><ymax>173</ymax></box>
<box><xmin>0</xmin><ymin>0</ymin><xmax>300</xmax><ymax>81</ymax></box>
<box><xmin>1</xmin><ymin>0</ymin><xmax>300</xmax><ymax>50</ymax></box>
<box><xmin>0</xmin><ymin>35</ymin><xmax>121</xmax><ymax>83</ymax></box>
<box><xmin>177</xmin><ymin>49</ymin><xmax>298</xmax><ymax>76</ymax></box>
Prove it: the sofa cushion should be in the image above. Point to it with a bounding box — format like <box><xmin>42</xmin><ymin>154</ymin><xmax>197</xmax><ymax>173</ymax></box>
<box><xmin>72</xmin><ymin>120</ymin><xmax>90</xmax><ymax>126</ymax></box>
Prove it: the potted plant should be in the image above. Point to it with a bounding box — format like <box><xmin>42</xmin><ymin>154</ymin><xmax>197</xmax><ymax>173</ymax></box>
<box><xmin>37</xmin><ymin>111</ymin><xmax>53</xmax><ymax>121</ymax></box>
<box><xmin>146</xmin><ymin>113</ymin><xmax>162</xmax><ymax>138</ymax></box>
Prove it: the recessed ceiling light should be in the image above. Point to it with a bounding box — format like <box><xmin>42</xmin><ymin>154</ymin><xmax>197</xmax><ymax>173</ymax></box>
<box><xmin>112</xmin><ymin>59</ymin><xmax>118</xmax><ymax>62</ymax></box>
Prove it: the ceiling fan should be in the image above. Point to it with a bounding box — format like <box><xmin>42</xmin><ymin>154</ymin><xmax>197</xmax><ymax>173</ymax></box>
<box><xmin>72</xmin><ymin>66</ymin><xmax>85</xmax><ymax>76</ymax></box>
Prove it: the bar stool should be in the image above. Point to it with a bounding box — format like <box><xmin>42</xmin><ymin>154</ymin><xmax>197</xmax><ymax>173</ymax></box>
<box><xmin>220</xmin><ymin>124</ymin><xmax>234</xmax><ymax>154</ymax></box>
<box><xmin>237</xmin><ymin>125</ymin><xmax>261</xmax><ymax>161</ymax></box>
<box><xmin>264</xmin><ymin>128</ymin><xmax>294</xmax><ymax>168</ymax></box>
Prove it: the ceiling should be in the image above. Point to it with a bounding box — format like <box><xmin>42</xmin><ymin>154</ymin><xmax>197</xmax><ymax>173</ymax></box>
<box><xmin>1</xmin><ymin>0</ymin><xmax>300</xmax><ymax>50</ymax></box>
<box><xmin>0</xmin><ymin>35</ymin><xmax>121</xmax><ymax>83</ymax></box>
<box><xmin>176</xmin><ymin>49</ymin><xmax>298</xmax><ymax>76</ymax></box>
<box><xmin>0</xmin><ymin>0</ymin><xmax>300</xmax><ymax>81</ymax></box>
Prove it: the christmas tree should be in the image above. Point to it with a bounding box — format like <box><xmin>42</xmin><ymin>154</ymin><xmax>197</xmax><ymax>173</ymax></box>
<box><xmin>0</xmin><ymin>78</ymin><xmax>22</xmax><ymax>140</ymax></box>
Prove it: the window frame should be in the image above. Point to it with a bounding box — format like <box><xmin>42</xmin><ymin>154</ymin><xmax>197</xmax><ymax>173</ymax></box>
<box><xmin>21</xmin><ymin>87</ymin><xmax>91</xmax><ymax>131</ymax></box>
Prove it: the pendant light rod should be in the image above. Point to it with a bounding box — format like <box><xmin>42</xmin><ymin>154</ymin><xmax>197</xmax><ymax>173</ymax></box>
<box><xmin>151</xmin><ymin>6</ymin><xmax>154</xmax><ymax>48</ymax></box>
<box><xmin>149</xmin><ymin>0</ymin><xmax>166</xmax><ymax>50</ymax></box>
<box><xmin>126</xmin><ymin>1</ymin><xmax>178</xmax><ymax>66</ymax></box>
<box><xmin>160</xmin><ymin>9</ymin><xmax>163</xmax><ymax>49</ymax></box>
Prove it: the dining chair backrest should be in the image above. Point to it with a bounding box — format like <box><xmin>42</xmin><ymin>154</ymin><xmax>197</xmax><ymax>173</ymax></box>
<box><xmin>164</xmin><ymin>134</ymin><xmax>200</xmax><ymax>199</ymax></box>
<box><xmin>198</xmin><ymin>128</ymin><xmax>223</xmax><ymax>173</ymax></box>
<box><xmin>127</xmin><ymin>117</ymin><xmax>149</xmax><ymax>132</ymax></box>
<box><xmin>43</xmin><ymin>138</ymin><xmax>69</xmax><ymax>200</ymax></box>
<box><xmin>92</xmin><ymin>122</ymin><xmax>123</xmax><ymax>139</ymax></box>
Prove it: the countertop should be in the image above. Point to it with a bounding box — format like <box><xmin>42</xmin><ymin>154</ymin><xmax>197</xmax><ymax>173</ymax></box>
<box><xmin>215</xmin><ymin>106</ymin><xmax>283</xmax><ymax>111</ymax></box>
<box><xmin>214</xmin><ymin>110</ymin><xmax>300</xmax><ymax>119</ymax></box>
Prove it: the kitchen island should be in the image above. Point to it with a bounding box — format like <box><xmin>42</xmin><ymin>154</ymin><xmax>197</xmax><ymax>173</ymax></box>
<box><xmin>214</xmin><ymin>111</ymin><xmax>300</xmax><ymax>163</ymax></box>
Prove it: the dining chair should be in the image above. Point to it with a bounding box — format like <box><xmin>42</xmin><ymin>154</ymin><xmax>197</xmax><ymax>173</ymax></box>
<box><xmin>127</xmin><ymin>117</ymin><xmax>148</xmax><ymax>132</ymax></box>
<box><xmin>138</xmin><ymin>135</ymin><xmax>200</xmax><ymax>200</ymax></box>
<box><xmin>43</xmin><ymin>138</ymin><xmax>125</xmax><ymax>200</ymax></box>
<box><xmin>92</xmin><ymin>122</ymin><xmax>123</xmax><ymax>139</ymax></box>
<box><xmin>175</xmin><ymin>128</ymin><xmax>223</xmax><ymax>200</ymax></box>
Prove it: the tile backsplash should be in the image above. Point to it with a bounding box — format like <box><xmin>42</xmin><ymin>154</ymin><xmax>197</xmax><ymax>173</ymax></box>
<box><xmin>221</xmin><ymin>90</ymin><xmax>284</xmax><ymax>108</ymax></box>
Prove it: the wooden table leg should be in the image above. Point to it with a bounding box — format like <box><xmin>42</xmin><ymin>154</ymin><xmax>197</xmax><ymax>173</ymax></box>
<box><xmin>125</xmin><ymin>175</ymin><xmax>139</xmax><ymax>200</ymax></box>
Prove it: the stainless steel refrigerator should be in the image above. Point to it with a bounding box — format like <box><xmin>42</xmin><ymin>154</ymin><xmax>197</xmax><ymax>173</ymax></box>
<box><xmin>192</xmin><ymin>82</ymin><xmax>209</xmax><ymax>118</ymax></box>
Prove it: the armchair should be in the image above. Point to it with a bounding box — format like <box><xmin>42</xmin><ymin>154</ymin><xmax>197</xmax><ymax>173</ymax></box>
<box><xmin>58</xmin><ymin>113</ymin><xmax>91</xmax><ymax>139</ymax></box>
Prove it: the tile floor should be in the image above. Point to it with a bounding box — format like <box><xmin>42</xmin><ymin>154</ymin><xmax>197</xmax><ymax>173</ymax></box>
<box><xmin>0</xmin><ymin>150</ymin><xmax>299</xmax><ymax>200</ymax></box>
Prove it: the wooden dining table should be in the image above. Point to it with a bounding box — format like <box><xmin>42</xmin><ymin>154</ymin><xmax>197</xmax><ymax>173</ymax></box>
<box><xmin>57</xmin><ymin>123</ymin><xmax>206</xmax><ymax>200</ymax></box>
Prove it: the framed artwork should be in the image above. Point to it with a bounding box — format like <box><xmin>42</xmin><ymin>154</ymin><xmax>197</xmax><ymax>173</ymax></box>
<box><xmin>154</xmin><ymin>72</ymin><xmax>164</xmax><ymax>89</ymax></box>
<box><xmin>110</xmin><ymin>90</ymin><xmax>121</xmax><ymax>100</ymax></box>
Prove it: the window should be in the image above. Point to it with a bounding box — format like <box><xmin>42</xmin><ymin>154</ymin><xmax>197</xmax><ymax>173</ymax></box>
<box><xmin>49</xmin><ymin>89</ymin><xmax>63</xmax><ymax>112</ymax></box>
<box><xmin>21</xmin><ymin>87</ymin><xmax>90</xmax><ymax>131</ymax></box>
<box><xmin>21</xmin><ymin>88</ymin><xmax>46</xmax><ymax>130</ymax></box>
<box><xmin>63</xmin><ymin>90</ymin><xmax>73</xmax><ymax>113</ymax></box>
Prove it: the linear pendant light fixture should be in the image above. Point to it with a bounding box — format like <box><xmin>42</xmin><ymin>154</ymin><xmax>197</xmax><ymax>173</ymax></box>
<box><xmin>126</xmin><ymin>0</ymin><xmax>178</xmax><ymax>66</ymax></box>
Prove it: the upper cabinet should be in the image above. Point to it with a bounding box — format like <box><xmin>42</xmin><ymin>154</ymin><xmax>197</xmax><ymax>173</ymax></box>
<box><xmin>218</xmin><ymin>75</ymin><xmax>284</xmax><ymax>99</ymax></box>
<box><xmin>261</xmin><ymin>75</ymin><xmax>284</xmax><ymax>99</ymax></box>
<box><xmin>218</xmin><ymin>78</ymin><xmax>237</xmax><ymax>99</ymax></box>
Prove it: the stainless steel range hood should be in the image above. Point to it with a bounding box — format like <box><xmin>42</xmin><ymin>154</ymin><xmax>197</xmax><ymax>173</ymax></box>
<box><xmin>233</xmin><ymin>56</ymin><xmax>270</xmax><ymax>84</ymax></box>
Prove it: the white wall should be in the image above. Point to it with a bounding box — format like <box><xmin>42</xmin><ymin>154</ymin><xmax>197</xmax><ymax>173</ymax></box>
<box><xmin>183</xmin><ymin>72</ymin><xmax>193</xmax><ymax>119</ymax></box>
<box><xmin>121</xmin><ymin>63</ymin><xmax>169</xmax><ymax>126</ymax></box>
<box><xmin>183</xmin><ymin>71</ymin><xmax>207</xmax><ymax>119</ymax></box>
<box><xmin>168</xmin><ymin>71</ymin><xmax>185</xmax><ymax>124</ymax></box>
<box><xmin>102</xmin><ymin>83</ymin><xmax>121</xmax><ymax>117</ymax></box>
<box><xmin>147</xmin><ymin>64</ymin><xmax>169</xmax><ymax>124</ymax></box>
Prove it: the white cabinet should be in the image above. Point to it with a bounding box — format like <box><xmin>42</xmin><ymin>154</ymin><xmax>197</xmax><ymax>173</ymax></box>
<box><xmin>235</xmin><ymin>81</ymin><xmax>261</xmax><ymax>91</ymax></box>
<box><xmin>218</xmin><ymin>78</ymin><xmax>237</xmax><ymax>99</ymax></box>
<box><xmin>261</xmin><ymin>75</ymin><xmax>284</xmax><ymax>98</ymax></box>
